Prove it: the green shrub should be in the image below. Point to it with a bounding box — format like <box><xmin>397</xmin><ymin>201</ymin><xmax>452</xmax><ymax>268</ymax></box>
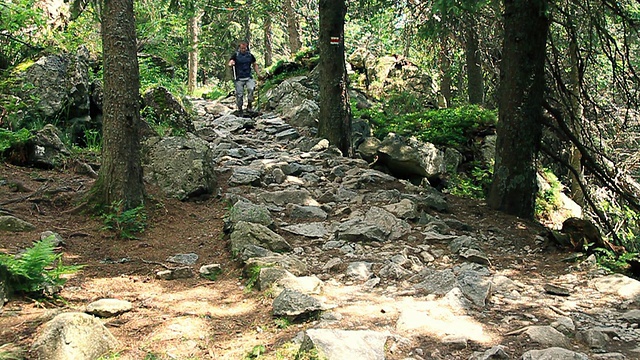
<box><xmin>0</xmin><ymin>128</ymin><xmax>32</xmax><ymax>153</ymax></box>
<box><xmin>0</xmin><ymin>236</ymin><xmax>82</xmax><ymax>296</ymax></box>
<box><xmin>352</xmin><ymin>97</ymin><xmax>497</xmax><ymax>150</ymax></box>
<box><xmin>101</xmin><ymin>201</ymin><xmax>147</xmax><ymax>239</ymax></box>
<box><xmin>448</xmin><ymin>161</ymin><xmax>493</xmax><ymax>199</ymax></box>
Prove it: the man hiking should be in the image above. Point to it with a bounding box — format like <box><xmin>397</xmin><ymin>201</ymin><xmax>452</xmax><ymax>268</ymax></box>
<box><xmin>228</xmin><ymin>41</ymin><xmax>260</xmax><ymax>113</ymax></box>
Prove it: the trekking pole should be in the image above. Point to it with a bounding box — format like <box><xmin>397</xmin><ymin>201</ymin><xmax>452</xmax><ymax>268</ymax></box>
<box><xmin>232</xmin><ymin>65</ymin><xmax>237</xmax><ymax>81</ymax></box>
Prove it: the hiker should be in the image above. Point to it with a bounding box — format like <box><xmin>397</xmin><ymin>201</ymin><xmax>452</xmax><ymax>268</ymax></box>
<box><xmin>228</xmin><ymin>41</ymin><xmax>260</xmax><ymax>112</ymax></box>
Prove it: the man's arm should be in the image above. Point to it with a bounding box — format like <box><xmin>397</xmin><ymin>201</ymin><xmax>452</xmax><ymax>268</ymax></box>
<box><xmin>228</xmin><ymin>53</ymin><xmax>236</xmax><ymax>67</ymax></box>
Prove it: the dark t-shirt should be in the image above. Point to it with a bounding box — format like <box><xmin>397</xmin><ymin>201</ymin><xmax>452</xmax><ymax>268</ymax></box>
<box><xmin>230</xmin><ymin>51</ymin><xmax>256</xmax><ymax>79</ymax></box>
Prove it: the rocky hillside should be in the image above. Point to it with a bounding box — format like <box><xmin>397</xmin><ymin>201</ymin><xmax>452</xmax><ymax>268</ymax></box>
<box><xmin>1</xmin><ymin>95</ymin><xmax>640</xmax><ymax>360</ymax></box>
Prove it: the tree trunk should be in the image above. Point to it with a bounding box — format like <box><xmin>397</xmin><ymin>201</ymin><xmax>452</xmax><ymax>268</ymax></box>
<box><xmin>90</xmin><ymin>0</ymin><xmax>144</xmax><ymax>211</ymax></box>
<box><xmin>187</xmin><ymin>11</ymin><xmax>201</xmax><ymax>94</ymax></box>
<box><xmin>285</xmin><ymin>0</ymin><xmax>302</xmax><ymax>54</ymax></box>
<box><xmin>487</xmin><ymin>0</ymin><xmax>549</xmax><ymax>219</ymax></box>
<box><xmin>318</xmin><ymin>0</ymin><xmax>351</xmax><ymax>157</ymax></box>
<box><xmin>568</xmin><ymin>23</ymin><xmax>585</xmax><ymax>207</ymax></box>
<box><xmin>402</xmin><ymin>2</ymin><xmax>413</xmax><ymax>58</ymax></box>
<box><xmin>263</xmin><ymin>14</ymin><xmax>273</xmax><ymax>67</ymax></box>
<box><xmin>439</xmin><ymin>33</ymin><xmax>452</xmax><ymax>108</ymax></box>
<box><xmin>244</xmin><ymin>0</ymin><xmax>252</xmax><ymax>44</ymax></box>
<box><xmin>465</xmin><ymin>15</ymin><xmax>484</xmax><ymax>105</ymax></box>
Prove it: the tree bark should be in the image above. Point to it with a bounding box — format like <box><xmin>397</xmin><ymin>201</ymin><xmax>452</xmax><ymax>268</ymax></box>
<box><xmin>465</xmin><ymin>15</ymin><xmax>484</xmax><ymax>105</ymax></box>
<box><xmin>568</xmin><ymin>21</ymin><xmax>585</xmax><ymax>207</ymax></box>
<box><xmin>488</xmin><ymin>0</ymin><xmax>549</xmax><ymax>219</ymax></box>
<box><xmin>318</xmin><ymin>0</ymin><xmax>351</xmax><ymax>156</ymax></box>
<box><xmin>187</xmin><ymin>11</ymin><xmax>202</xmax><ymax>94</ymax></box>
<box><xmin>263</xmin><ymin>14</ymin><xmax>273</xmax><ymax>67</ymax></box>
<box><xmin>285</xmin><ymin>0</ymin><xmax>302</xmax><ymax>54</ymax></box>
<box><xmin>439</xmin><ymin>33</ymin><xmax>452</xmax><ymax>108</ymax></box>
<box><xmin>90</xmin><ymin>0</ymin><xmax>144</xmax><ymax>211</ymax></box>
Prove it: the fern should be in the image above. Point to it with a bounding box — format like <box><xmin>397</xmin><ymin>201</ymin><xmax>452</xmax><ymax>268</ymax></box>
<box><xmin>0</xmin><ymin>236</ymin><xmax>82</xmax><ymax>295</ymax></box>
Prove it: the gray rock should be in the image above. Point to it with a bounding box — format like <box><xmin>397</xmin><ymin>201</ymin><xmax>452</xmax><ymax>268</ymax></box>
<box><xmin>85</xmin><ymin>299</ymin><xmax>133</xmax><ymax>318</ymax></box>
<box><xmin>199</xmin><ymin>264</ymin><xmax>222</xmax><ymax>280</ymax></box>
<box><xmin>272</xmin><ymin>288</ymin><xmax>329</xmax><ymax>318</ymax></box>
<box><xmin>0</xmin><ymin>215</ymin><xmax>36</xmax><ymax>232</ymax></box>
<box><xmin>592</xmin><ymin>274</ymin><xmax>640</xmax><ymax>303</ymax></box>
<box><xmin>230</xmin><ymin>221</ymin><xmax>292</xmax><ymax>256</ymax></box>
<box><xmin>40</xmin><ymin>231</ymin><xmax>65</xmax><ymax>247</ymax></box>
<box><xmin>299</xmin><ymin>329</ymin><xmax>389</xmax><ymax>360</ymax></box>
<box><xmin>281</xmin><ymin>222</ymin><xmax>328</xmax><ymax>238</ymax></box>
<box><xmin>244</xmin><ymin>255</ymin><xmax>308</xmax><ymax>276</ymax></box>
<box><xmin>577</xmin><ymin>328</ymin><xmax>609</xmax><ymax>349</ymax></box>
<box><xmin>30</xmin><ymin>312</ymin><xmax>119</xmax><ymax>360</ymax></box>
<box><xmin>520</xmin><ymin>347</ymin><xmax>588</xmax><ymax>360</ymax></box>
<box><xmin>524</xmin><ymin>326</ymin><xmax>571</xmax><ymax>348</ymax></box>
<box><xmin>227</xmin><ymin>200</ymin><xmax>273</xmax><ymax>227</ymax></box>
<box><xmin>620</xmin><ymin>309</ymin><xmax>640</xmax><ymax>324</ymax></box>
<box><xmin>469</xmin><ymin>345</ymin><xmax>509</xmax><ymax>360</ymax></box>
<box><xmin>167</xmin><ymin>253</ymin><xmax>199</xmax><ymax>265</ymax></box>
<box><xmin>346</xmin><ymin>262</ymin><xmax>373</xmax><ymax>281</ymax></box>
<box><xmin>142</xmin><ymin>133</ymin><xmax>217</xmax><ymax>200</ymax></box>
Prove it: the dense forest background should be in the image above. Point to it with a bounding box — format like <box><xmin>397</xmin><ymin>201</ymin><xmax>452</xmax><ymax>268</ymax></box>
<box><xmin>2</xmin><ymin>0</ymin><xmax>640</xmax><ymax>272</ymax></box>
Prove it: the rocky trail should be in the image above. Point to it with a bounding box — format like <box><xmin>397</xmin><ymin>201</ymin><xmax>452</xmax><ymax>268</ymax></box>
<box><xmin>1</xmin><ymin>94</ymin><xmax>640</xmax><ymax>360</ymax></box>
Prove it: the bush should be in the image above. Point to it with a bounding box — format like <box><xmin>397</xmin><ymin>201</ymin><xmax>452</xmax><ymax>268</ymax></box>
<box><xmin>101</xmin><ymin>201</ymin><xmax>147</xmax><ymax>239</ymax></box>
<box><xmin>353</xmin><ymin>97</ymin><xmax>497</xmax><ymax>150</ymax></box>
<box><xmin>0</xmin><ymin>236</ymin><xmax>82</xmax><ymax>296</ymax></box>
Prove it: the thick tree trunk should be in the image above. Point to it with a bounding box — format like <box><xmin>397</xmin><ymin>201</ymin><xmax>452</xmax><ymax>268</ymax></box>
<box><xmin>285</xmin><ymin>0</ymin><xmax>302</xmax><ymax>54</ymax></box>
<box><xmin>465</xmin><ymin>15</ymin><xmax>484</xmax><ymax>105</ymax></box>
<box><xmin>263</xmin><ymin>15</ymin><xmax>273</xmax><ymax>67</ymax></box>
<box><xmin>318</xmin><ymin>0</ymin><xmax>351</xmax><ymax>157</ymax></box>
<box><xmin>187</xmin><ymin>12</ymin><xmax>201</xmax><ymax>94</ymax></box>
<box><xmin>488</xmin><ymin>0</ymin><xmax>549</xmax><ymax>219</ymax></box>
<box><xmin>91</xmin><ymin>0</ymin><xmax>144</xmax><ymax>211</ymax></box>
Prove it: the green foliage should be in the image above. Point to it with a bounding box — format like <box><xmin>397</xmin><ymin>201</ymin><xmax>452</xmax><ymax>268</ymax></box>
<box><xmin>593</xmin><ymin>248</ymin><xmax>639</xmax><ymax>275</ymax></box>
<box><xmin>448</xmin><ymin>161</ymin><xmax>493</xmax><ymax>199</ymax></box>
<box><xmin>0</xmin><ymin>128</ymin><xmax>32</xmax><ymax>152</ymax></box>
<box><xmin>599</xmin><ymin>198</ymin><xmax>640</xmax><ymax>253</ymax></box>
<box><xmin>0</xmin><ymin>236</ymin><xmax>82</xmax><ymax>295</ymax></box>
<box><xmin>353</xmin><ymin>97</ymin><xmax>497</xmax><ymax>150</ymax></box>
<box><xmin>244</xmin><ymin>345</ymin><xmax>267</xmax><ymax>359</ymax></box>
<box><xmin>83</xmin><ymin>129</ymin><xmax>102</xmax><ymax>152</ymax></box>
<box><xmin>535</xmin><ymin>169</ymin><xmax>563</xmax><ymax>217</ymax></box>
<box><xmin>139</xmin><ymin>56</ymin><xmax>186</xmax><ymax>94</ymax></box>
<box><xmin>101</xmin><ymin>201</ymin><xmax>147</xmax><ymax>239</ymax></box>
<box><xmin>243</xmin><ymin>264</ymin><xmax>263</xmax><ymax>291</ymax></box>
<box><xmin>0</xmin><ymin>343</ymin><xmax>24</xmax><ymax>360</ymax></box>
<box><xmin>274</xmin><ymin>317</ymin><xmax>291</xmax><ymax>329</ymax></box>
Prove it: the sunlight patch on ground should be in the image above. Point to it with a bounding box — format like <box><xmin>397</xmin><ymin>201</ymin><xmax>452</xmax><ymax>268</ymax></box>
<box><xmin>318</xmin><ymin>282</ymin><xmax>499</xmax><ymax>345</ymax></box>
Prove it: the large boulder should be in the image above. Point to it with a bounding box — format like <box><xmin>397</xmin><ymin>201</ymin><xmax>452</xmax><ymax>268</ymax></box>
<box><xmin>16</xmin><ymin>46</ymin><xmax>91</xmax><ymax>125</ymax></box>
<box><xmin>365</xmin><ymin>133</ymin><xmax>462</xmax><ymax>184</ymax></box>
<box><xmin>30</xmin><ymin>312</ymin><xmax>119</xmax><ymax>360</ymax></box>
<box><xmin>142</xmin><ymin>133</ymin><xmax>217</xmax><ymax>200</ymax></box>
<box><xmin>348</xmin><ymin>48</ymin><xmax>437</xmax><ymax>106</ymax></box>
<box><xmin>142</xmin><ymin>86</ymin><xmax>196</xmax><ymax>134</ymax></box>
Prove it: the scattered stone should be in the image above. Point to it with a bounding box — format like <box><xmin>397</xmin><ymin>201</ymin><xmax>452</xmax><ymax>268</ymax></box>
<box><xmin>167</xmin><ymin>253</ymin><xmax>198</xmax><ymax>265</ymax></box>
<box><xmin>199</xmin><ymin>264</ymin><xmax>222</xmax><ymax>280</ymax></box>
<box><xmin>521</xmin><ymin>347</ymin><xmax>588</xmax><ymax>360</ymax></box>
<box><xmin>85</xmin><ymin>299</ymin><xmax>133</xmax><ymax>318</ymax></box>
<box><xmin>272</xmin><ymin>288</ymin><xmax>331</xmax><ymax>320</ymax></box>
<box><xmin>0</xmin><ymin>215</ymin><xmax>36</xmax><ymax>232</ymax></box>
<box><xmin>544</xmin><ymin>283</ymin><xmax>571</xmax><ymax>296</ymax></box>
<box><xmin>524</xmin><ymin>326</ymin><xmax>571</xmax><ymax>348</ymax></box>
